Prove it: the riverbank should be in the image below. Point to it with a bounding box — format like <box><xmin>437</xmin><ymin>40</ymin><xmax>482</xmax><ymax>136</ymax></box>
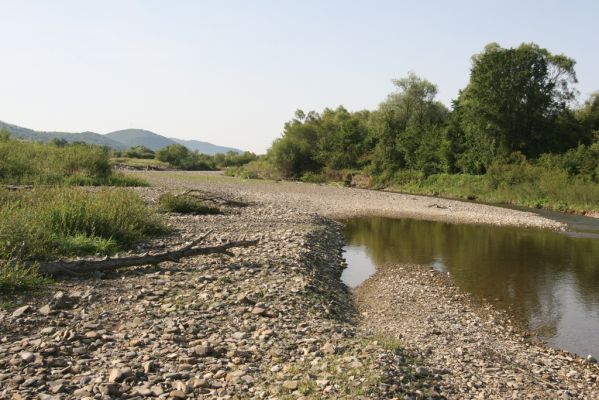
<box><xmin>1</xmin><ymin>172</ymin><xmax>596</xmax><ymax>398</ymax></box>
<box><xmin>355</xmin><ymin>264</ymin><xmax>599</xmax><ymax>398</ymax></box>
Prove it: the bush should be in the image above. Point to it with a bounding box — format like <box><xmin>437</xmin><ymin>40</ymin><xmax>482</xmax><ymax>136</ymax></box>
<box><xmin>158</xmin><ymin>193</ymin><xmax>220</xmax><ymax>215</ymax></box>
<box><xmin>300</xmin><ymin>172</ymin><xmax>328</xmax><ymax>183</ymax></box>
<box><xmin>0</xmin><ymin>138</ymin><xmax>148</xmax><ymax>186</ymax></box>
<box><xmin>124</xmin><ymin>145</ymin><xmax>155</xmax><ymax>159</ymax></box>
<box><xmin>225</xmin><ymin>160</ymin><xmax>283</xmax><ymax>180</ymax></box>
<box><xmin>155</xmin><ymin>144</ymin><xmax>216</xmax><ymax>170</ymax></box>
<box><xmin>0</xmin><ymin>188</ymin><xmax>167</xmax><ymax>261</ymax></box>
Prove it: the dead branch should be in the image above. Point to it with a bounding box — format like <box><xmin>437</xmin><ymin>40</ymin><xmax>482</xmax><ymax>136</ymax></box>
<box><xmin>24</xmin><ymin>233</ymin><xmax>259</xmax><ymax>276</ymax></box>
<box><xmin>176</xmin><ymin>189</ymin><xmax>250</xmax><ymax>207</ymax></box>
<box><xmin>0</xmin><ymin>185</ymin><xmax>35</xmax><ymax>191</ymax></box>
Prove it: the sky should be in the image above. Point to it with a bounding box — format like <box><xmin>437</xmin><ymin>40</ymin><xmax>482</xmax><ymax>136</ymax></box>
<box><xmin>0</xmin><ymin>1</ymin><xmax>598</xmax><ymax>153</ymax></box>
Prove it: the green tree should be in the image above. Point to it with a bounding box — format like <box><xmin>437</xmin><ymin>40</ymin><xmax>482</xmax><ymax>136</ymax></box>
<box><xmin>268</xmin><ymin>110</ymin><xmax>321</xmax><ymax>178</ymax></box>
<box><xmin>369</xmin><ymin>73</ymin><xmax>449</xmax><ymax>175</ymax></box>
<box><xmin>316</xmin><ymin>107</ymin><xmax>371</xmax><ymax>170</ymax></box>
<box><xmin>456</xmin><ymin>43</ymin><xmax>578</xmax><ymax>170</ymax></box>
<box><xmin>155</xmin><ymin>144</ymin><xmax>191</xmax><ymax>167</ymax></box>
<box><xmin>124</xmin><ymin>145</ymin><xmax>155</xmax><ymax>159</ymax></box>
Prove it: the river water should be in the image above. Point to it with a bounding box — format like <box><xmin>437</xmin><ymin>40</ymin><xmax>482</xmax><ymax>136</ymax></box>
<box><xmin>341</xmin><ymin>214</ymin><xmax>599</xmax><ymax>358</ymax></box>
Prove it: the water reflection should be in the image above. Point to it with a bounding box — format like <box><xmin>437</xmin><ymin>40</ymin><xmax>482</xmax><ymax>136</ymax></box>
<box><xmin>343</xmin><ymin>217</ymin><xmax>599</xmax><ymax>357</ymax></box>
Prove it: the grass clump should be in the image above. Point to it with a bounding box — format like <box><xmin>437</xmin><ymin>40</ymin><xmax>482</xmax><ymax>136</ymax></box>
<box><xmin>158</xmin><ymin>193</ymin><xmax>220</xmax><ymax>215</ymax></box>
<box><xmin>0</xmin><ymin>188</ymin><xmax>167</xmax><ymax>261</ymax></box>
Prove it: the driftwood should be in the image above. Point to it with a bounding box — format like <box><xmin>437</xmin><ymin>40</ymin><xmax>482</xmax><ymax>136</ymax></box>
<box><xmin>176</xmin><ymin>189</ymin><xmax>250</xmax><ymax>208</ymax></box>
<box><xmin>23</xmin><ymin>232</ymin><xmax>259</xmax><ymax>276</ymax></box>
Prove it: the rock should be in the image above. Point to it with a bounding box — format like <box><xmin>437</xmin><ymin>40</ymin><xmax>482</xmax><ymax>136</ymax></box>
<box><xmin>251</xmin><ymin>307</ymin><xmax>266</xmax><ymax>315</ymax></box>
<box><xmin>322</xmin><ymin>342</ymin><xmax>337</xmax><ymax>355</ymax></box>
<box><xmin>12</xmin><ymin>305</ymin><xmax>30</xmax><ymax>318</ymax></box>
<box><xmin>38</xmin><ymin>304</ymin><xmax>52</xmax><ymax>315</ymax></box>
<box><xmin>73</xmin><ymin>389</ymin><xmax>92</xmax><ymax>397</ymax></box>
<box><xmin>18</xmin><ymin>352</ymin><xmax>35</xmax><ymax>363</ymax></box>
<box><xmin>282</xmin><ymin>380</ymin><xmax>299</xmax><ymax>391</ymax></box>
<box><xmin>143</xmin><ymin>360</ymin><xmax>155</xmax><ymax>373</ymax></box>
<box><xmin>587</xmin><ymin>355</ymin><xmax>597</xmax><ymax>363</ymax></box>
<box><xmin>108</xmin><ymin>367</ymin><xmax>132</xmax><ymax>383</ymax></box>
<box><xmin>169</xmin><ymin>390</ymin><xmax>187</xmax><ymax>399</ymax></box>
<box><xmin>136</xmin><ymin>387</ymin><xmax>153</xmax><ymax>396</ymax></box>
<box><xmin>99</xmin><ymin>383</ymin><xmax>120</xmax><ymax>396</ymax></box>
<box><xmin>40</xmin><ymin>327</ymin><xmax>56</xmax><ymax>335</ymax></box>
<box><xmin>226</xmin><ymin>370</ymin><xmax>246</xmax><ymax>381</ymax></box>
<box><xmin>231</xmin><ymin>332</ymin><xmax>247</xmax><ymax>341</ymax></box>
<box><xmin>192</xmin><ymin>344</ymin><xmax>212</xmax><ymax>357</ymax></box>
<box><xmin>84</xmin><ymin>331</ymin><xmax>99</xmax><ymax>339</ymax></box>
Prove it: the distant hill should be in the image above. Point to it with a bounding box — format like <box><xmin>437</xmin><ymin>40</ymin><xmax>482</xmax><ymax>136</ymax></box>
<box><xmin>0</xmin><ymin>120</ymin><xmax>126</xmax><ymax>149</ymax></box>
<box><xmin>0</xmin><ymin>120</ymin><xmax>242</xmax><ymax>155</ymax></box>
<box><xmin>105</xmin><ymin>129</ymin><xmax>177</xmax><ymax>151</ymax></box>
<box><xmin>171</xmin><ymin>138</ymin><xmax>241</xmax><ymax>155</ymax></box>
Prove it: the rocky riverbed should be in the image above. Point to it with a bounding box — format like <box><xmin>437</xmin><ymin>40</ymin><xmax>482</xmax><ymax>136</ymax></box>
<box><xmin>1</xmin><ymin>172</ymin><xmax>596</xmax><ymax>399</ymax></box>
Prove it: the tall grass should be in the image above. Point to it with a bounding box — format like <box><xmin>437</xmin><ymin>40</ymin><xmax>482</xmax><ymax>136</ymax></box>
<box><xmin>0</xmin><ymin>138</ymin><xmax>147</xmax><ymax>186</ymax></box>
<box><xmin>387</xmin><ymin>164</ymin><xmax>599</xmax><ymax>213</ymax></box>
<box><xmin>0</xmin><ymin>188</ymin><xmax>167</xmax><ymax>261</ymax></box>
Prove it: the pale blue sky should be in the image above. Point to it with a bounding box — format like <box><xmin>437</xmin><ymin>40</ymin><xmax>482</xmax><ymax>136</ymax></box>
<box><xmin>1</xmin><ymin>0</ymin><xmax>597</xmax><ymax>153</ymax></box>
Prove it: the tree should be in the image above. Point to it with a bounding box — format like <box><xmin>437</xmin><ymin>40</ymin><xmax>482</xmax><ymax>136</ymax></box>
<box><xmin>456</xmin><ymin>42</ymin><xmax>578</xmax><ymax>168</ymax></box>
<box><xmin>155</xmin><ymin>144</ymin><xmax>191</xmax><ymax>167</ymax></box>
<box><xmin>577</xmin><ymin>92</ymin><xmax>599</xmax><ymax>141</ymax></box>
<box><xmin>124</xmin><ymin>145</ymin><xmax>155</xmax><ymax>159</ymax></box>
<box><xmin>369</xmin><ymin>73</ymin><xmax>449</xmax><ymax>175</ymax></box>
<box><xmin>268</xmin><ymin>110</ymin><xmax>322</xmax><ymax>178</ymax></box>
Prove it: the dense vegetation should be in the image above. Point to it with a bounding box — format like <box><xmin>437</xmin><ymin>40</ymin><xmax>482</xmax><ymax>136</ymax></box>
<box><xmin>0</xmin><ymin>132</ymin><xmax>147</xmax><ymax>186</ymax></box>
<box><xmin>236</xmin><ymin>43</ymin><xmax>599</xmax><ymax>213</ymax></box>
<box><xmin>113</xmin><ymin>143</ymin><xmax>257</xmax><ymax>171</ymax></box>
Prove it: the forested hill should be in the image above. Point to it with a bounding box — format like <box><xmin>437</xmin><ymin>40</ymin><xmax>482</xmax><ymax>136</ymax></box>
<box><xmin>0</xmin><ymin>120</ymin><xmax>126</xmax><ymax>149</ymax></box>
<box><xmin>0</xmin><ymin>121</ymin><xmax>241</xmax><ymax>155</ymax></box>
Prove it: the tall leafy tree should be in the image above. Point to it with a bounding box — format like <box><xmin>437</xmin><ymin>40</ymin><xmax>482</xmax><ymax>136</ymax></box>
<box><xmin>369</xmin><ymin>73</ymin><xmax>449</xmax><ymax>175</ymax></box>
<box><xmin>456</xmin><ymin>43</ymin><xmax>578</xmax><ymax>170</ymax></box>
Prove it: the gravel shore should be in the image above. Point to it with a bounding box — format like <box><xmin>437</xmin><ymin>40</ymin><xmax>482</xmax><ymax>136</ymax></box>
<box><xmin>1</xmin><ymin>172</ymin><xmax>596</xmax><ymax>399</ymax></box>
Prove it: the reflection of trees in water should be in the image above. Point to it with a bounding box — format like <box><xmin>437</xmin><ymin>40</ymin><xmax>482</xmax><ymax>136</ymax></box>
<box><xmin>344</xmin><ymin>217</ymin><xmax>599</xmax><ymax>336</ymax></box>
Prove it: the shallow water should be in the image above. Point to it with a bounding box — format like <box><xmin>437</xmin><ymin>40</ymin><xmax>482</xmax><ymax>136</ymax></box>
<box><xmin>341</xmin><ymin>216</ymin><xmax>599</xmax><ymax>357</ymax></box>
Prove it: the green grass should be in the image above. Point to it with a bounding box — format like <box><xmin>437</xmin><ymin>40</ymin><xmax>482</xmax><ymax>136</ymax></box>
<box><xmin>158</xmin><ymin>193</ymin><xmax>220</xmax><ymax>215</ymax></box>
<box><xmin>387</xmin><ymin>167</ymin><xmax>599</xmax><ymax>213</ymax></box>
<box><xmin>0</xmin><ymin>187</ymin><xmax>168</xmax><ymax>261</ymax></box>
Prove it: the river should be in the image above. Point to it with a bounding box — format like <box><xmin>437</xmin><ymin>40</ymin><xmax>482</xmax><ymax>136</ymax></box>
<box><xmin>341</xmin><ymin>214</ymin><xmax>599</xmax><ymax>357</ymax></box>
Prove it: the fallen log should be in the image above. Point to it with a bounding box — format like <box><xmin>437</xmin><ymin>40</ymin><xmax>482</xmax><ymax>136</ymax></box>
<box><xmin>24</xmin><ymin>233</ymin><xmax>259</xmax><ymax>276</ymax></box>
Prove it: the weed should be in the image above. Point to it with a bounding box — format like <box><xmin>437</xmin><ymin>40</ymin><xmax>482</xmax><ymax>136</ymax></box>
<box><xmin>158</xmin><ymin>193</ymin><xmax>220</xmax><ymax>215</ymax></box>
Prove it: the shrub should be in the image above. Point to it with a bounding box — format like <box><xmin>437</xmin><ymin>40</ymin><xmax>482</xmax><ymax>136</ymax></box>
<box><xmin>158</xmin><ymin>193</ymin><xmax>220</xmax><ymax>215</ymax></box>
<box><xmin>0</xmin><ymin>138</ymin><xmax>148</xmax><ymax>186</ymax></box>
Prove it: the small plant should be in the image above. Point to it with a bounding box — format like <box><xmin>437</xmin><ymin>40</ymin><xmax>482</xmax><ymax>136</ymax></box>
<box><xmin>158</xmin><ymin>193</ymin><xmax>220</xmax><ymax>215</ymax></box>
<box><xmin>0</xmin><ymin>263</ymin><xmax>51</xmax><ymax>295</ymax></box>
